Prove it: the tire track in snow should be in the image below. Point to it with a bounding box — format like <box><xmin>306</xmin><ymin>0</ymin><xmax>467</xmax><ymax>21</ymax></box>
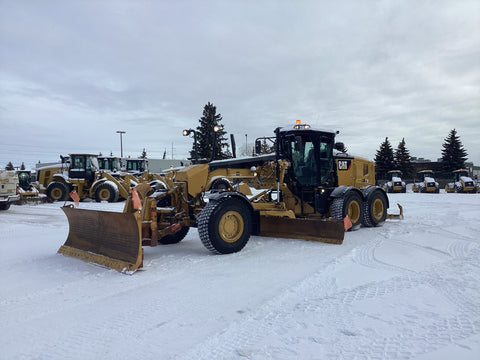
<box><xmin>175</xmin><ymin>248</ymin><xmax>480</xmax><ymax>360</ymax></box>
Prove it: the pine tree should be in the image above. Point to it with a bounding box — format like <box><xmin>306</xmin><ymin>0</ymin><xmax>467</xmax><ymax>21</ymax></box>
<box><xmin>191</xmin><ymin>102</ymin><xmax>230</xmax><ymax>161</ymax></box>
<box><xmin>259</xmin><ymin>139</ymin><xmax>275</xmax><ymax>154</ymax></box>
<box><xmin>394</xmin><ymin>138</ymin><xmax>413</xmax><ymax>178</ymax></box>
<box><xmin>5</xmin><ymin>162</ymin><xmax>14</xmax><ymax>170</ymax></box>
<box><xmin>441</xmin><ymin>129</ymin><xmax>468</xmax><ymax>174</ymax></box>
<box><xmin>375</xmin><ymin>137</ymin><xmax>395</xmax><ymax>180</ymax></box>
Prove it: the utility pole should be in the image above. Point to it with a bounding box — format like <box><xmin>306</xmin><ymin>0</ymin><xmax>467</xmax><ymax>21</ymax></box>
<box><xmin>116</xmin><ymin>131</ymin><xmax>126</xmax><ymax>158</ymax></box>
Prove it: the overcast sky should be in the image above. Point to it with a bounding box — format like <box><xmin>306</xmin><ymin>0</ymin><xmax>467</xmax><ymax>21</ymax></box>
<box><xmin>1</xmin><ymin>0</ymin><xmax>479</xmax><ymax>170</ymax></box>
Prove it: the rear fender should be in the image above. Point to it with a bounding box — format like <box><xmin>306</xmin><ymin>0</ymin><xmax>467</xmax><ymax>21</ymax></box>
<box><xmin>205</xmin><ymin>191</ymin><xmax>257</xmax><ymax>232</ymax></box>
<box><xmin>330</xmin><ymin>185</ymin><xmax>364</xmax><ymax>201</ymax></box>
<box><xmin>52</xmin><ymin>173</ymin><xmax>69</xmax><ymax>184</ymax></box>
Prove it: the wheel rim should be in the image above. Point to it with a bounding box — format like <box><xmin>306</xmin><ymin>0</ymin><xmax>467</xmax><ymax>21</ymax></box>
<box><xmin>218</xmin><ymin>210</ymin><xmax>244</xmax><ymax>243</ymax></box>
<box><xmin>51</xmin><ymin>187</ymin><xmax>63</xmax><ymax>200</ymax></box>
<box><xmin>98</xmin><ymin>189</ymin><xmax>111</xmax><ymax>201</ymax></box>
<box><xmin>347</xmin><ymin>200</ymin><xmax>361</xmax><ymax>223</ymax></box>
<box><xmin>372</xmin><ymin>198</ymin><xmax>384</xmax><ymax>221</ymax></box>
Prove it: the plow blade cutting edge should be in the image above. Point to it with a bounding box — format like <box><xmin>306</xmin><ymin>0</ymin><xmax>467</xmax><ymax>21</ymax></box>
<box><xmin>259</xmin><ymin>216</ymin><xmax>344</xmax><ymax>244</ymax></box>
<box><xmin>59</xmin><ymin>206</ymin><xmax>143</xmax><ymax>273</ymax></box>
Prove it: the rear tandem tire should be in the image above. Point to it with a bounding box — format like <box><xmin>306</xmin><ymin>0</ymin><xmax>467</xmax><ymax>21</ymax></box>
<box><xmin>198</xmin><ymin>197</ymin><xmax>252</xmax><ymax>254</ymax></box>
<box><xmin>362</xmin><ymin>190</ymin><xmax>387</xmax><ymax>227</ymax></box>
<box><xmin>46</xmin><ymin>182</ymin><xmax>69</xmax><ymax>201</ymax></box>
<box><xmin>331</xmin><ymin>191</ymin><xmax>364</xmax><ymax>229</ymax></box>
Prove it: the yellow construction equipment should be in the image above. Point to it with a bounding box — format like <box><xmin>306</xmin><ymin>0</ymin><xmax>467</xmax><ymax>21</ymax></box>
<box><xmin>445</xmin><ymin>169</ymin><xmax>477</xmax><ymax>193</ymax></box>
<box><xmin>383</xmin><ymin>170</ymin><xmax>406</xmax><ymax>193</ymax></box>
<box><xmin>36</xmin><ymin>154</ymin><xmax>144</xmax><ymax>202</ymax></box>
<box><xmin>412</xmin><ymin>170</ymin><xmax>439</xmax><ymax>193</ymax></box>
<box><xmin>59</xmin><ymin>121</ymin><xmax>402</xmax><ymax>273</ymax></box>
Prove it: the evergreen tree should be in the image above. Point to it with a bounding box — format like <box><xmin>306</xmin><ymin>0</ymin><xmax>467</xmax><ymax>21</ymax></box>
<box><xmin>190</xmin><ymin>102</ymin><xmax>230</xmax><ymax>161</ymax></box>
<box><xmin>141</xmin><ymin>148</ymin><xmax>147</xmax><ymax>159</ymax></box>
<box><xmin>441</xmin><ymin>129</ymin><xmax>468</xmax><ymax>174</ymax></box>
<box><xmin>374</xmin><ymin>137</ymin><xmax>394</xmax><ymax>180</ymax></box>
<box><xmin>5</xmin><ymin>162</ymin><xmax>14</xmax><ymax>170</ymax></box>
<box><xmin>394</xmin><ymin>138</ymin><xmax>413</xmax><ymax>178</ymax></box>
<box><xmin>259</xmin><ymin>139</ymin><xmax>275</xmax><ymax>154</ymax></box>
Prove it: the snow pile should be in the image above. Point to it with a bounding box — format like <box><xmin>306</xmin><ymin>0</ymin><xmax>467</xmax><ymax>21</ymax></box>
<box><xmin>1</xmin><ymin>193</ymin><xmax>479</xmax><ymax>359</ymax></box>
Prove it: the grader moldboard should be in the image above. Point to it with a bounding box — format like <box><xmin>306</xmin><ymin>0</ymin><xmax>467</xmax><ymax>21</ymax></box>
<box><xmin>59</xmin><ymin>121</ymin><xmax>403</xmax><ymax>273</ymax></box>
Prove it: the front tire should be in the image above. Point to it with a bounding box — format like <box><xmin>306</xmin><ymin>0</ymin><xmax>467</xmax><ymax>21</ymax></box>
<box><xmin>46</xmin><ymin>182</ymin><xmax>69</xmax><ymax>201</ymax></box>
<box><xmin>94</xmin><ymin>182</ymin><xmax>119</xmax><ymax>202</ymax></box>
<box><xmin>198</xmin><ymin>197</ymin><xmax>252</xmax><ymax>254</ymax></box>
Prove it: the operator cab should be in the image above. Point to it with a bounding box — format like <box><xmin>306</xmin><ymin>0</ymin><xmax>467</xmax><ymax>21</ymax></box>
<box><xmin>276</xmin><ymin>120</ymin><xmax>338</xmax><ymax>214</ymax></box>
<box><xmin>126</xmin><ymin>159</ymin><xmax>148</xmax><ymax>173</ymax></box>
<box><xmin>417</xmin><ymin>170</ymin><xmax>434</xmax><ymax>181</ymax></box>
<box><xmin>98</xmin><ymin>156</ymin><xmax>121</xmax><ymax>172</ymax></box>
<box><xmin>453</xmin><ymin>169</ymin><xmax>469</xmax><ymax>182</ymax></box>
<box><xmin>69</xmin><ymin>154</ymin><xmax>99</xmax><ymax>183</ymax></box>
<box><xmin>278</xmin><ymin>121</ymin><xmax>337</xmax><ymax>189</ymax></box>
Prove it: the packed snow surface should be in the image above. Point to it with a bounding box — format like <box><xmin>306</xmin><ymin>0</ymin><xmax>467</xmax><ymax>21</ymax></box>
<box><xmin>1</xmin><ymin>193</ymin><xmax>479</xmax><ymax>359</ymax></box>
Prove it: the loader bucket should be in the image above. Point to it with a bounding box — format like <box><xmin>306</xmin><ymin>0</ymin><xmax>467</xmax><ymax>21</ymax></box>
<box><xmin>59</xmin><ymin>206</ymin><xmax>143</xmax><ymax>273</ymax></box>
<box><xmin>259</xmin><ymin>216</ymin><xmax>344</xmax><ymax>244</ymax></box>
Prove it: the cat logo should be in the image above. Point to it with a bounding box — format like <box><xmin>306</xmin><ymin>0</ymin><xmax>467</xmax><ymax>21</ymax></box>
<box><xmin>338</xmin><ymin>160</ymin><xmax>352</xmax><ymax>171</ymax></box>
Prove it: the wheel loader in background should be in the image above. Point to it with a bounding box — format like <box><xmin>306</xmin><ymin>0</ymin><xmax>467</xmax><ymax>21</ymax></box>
<box><xmin>411</xmin><ymin>170</ymin><xmax>439</xmax><ymax>193</ymax></box>
<box><xmin>39</xmin><ymin>154</ymin><xmax>140</xmax><ymax>202</ymax></box>
<box><xmin>59</xmin><ymin>120</ymin><xmax>403</xmax><ymax>273</ymax></box>
<box><xmin>445</xmin><ymin>169</ymin><xmax>477</xmax><ymax>193</ymax></box>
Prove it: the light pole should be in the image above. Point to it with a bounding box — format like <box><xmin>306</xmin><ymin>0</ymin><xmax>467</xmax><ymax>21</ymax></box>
<box><xmin>116</xmin><ymin>130</ymin><xmax>126</xmax><ymax>158</ymax></box>
<box><xmin>245</xmin><ymin>134</ymin><xmax>247</xmax><ymax>155</ymax></box>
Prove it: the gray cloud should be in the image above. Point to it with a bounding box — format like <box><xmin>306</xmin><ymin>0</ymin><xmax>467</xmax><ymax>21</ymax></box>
<box><xmin>1</xmin><ymin>0</ymin><xmax>479</xmax><ymax>169</ymax></box>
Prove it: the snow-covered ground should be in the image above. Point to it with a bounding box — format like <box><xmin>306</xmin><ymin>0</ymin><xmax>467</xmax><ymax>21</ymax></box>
<box><xmin>1</xmin><ymin>192</ymin><xmax>479</xmax><ymax>360</ymax></box>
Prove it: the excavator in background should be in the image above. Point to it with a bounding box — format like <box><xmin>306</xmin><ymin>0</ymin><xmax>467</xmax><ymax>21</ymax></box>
<box><xmin>411</xmin><ymin>170</ymin><xmax>439</xmax><ymax>193</ymax></box>
<box><xmin>59</xmin><ymin>120</ymin><xmax>403</xmax><ymax>273</ymax></box>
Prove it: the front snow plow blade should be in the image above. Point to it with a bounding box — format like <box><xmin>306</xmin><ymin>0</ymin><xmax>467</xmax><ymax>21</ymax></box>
<box><xmin>259</xmin><ymin>216</ymin><xmax>344</xmax><ymax>244</ymax></box>
<box><xmin>59</xmin><ymin>206</ymin><xmax>143</xmax><ymax>273</ymax></box>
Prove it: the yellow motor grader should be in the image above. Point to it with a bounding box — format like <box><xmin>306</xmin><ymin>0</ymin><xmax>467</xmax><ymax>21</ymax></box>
<box><xmin>59</xmin><ymin>121</ymin><xmax>402</xmax><ymax>273</ymax></box>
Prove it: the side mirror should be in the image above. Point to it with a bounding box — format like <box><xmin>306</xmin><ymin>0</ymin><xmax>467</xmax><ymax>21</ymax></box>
<box><xmin>334</xmin><ymin>142</ymin><xmax>345</xmax><ymax>152</ymax></box>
